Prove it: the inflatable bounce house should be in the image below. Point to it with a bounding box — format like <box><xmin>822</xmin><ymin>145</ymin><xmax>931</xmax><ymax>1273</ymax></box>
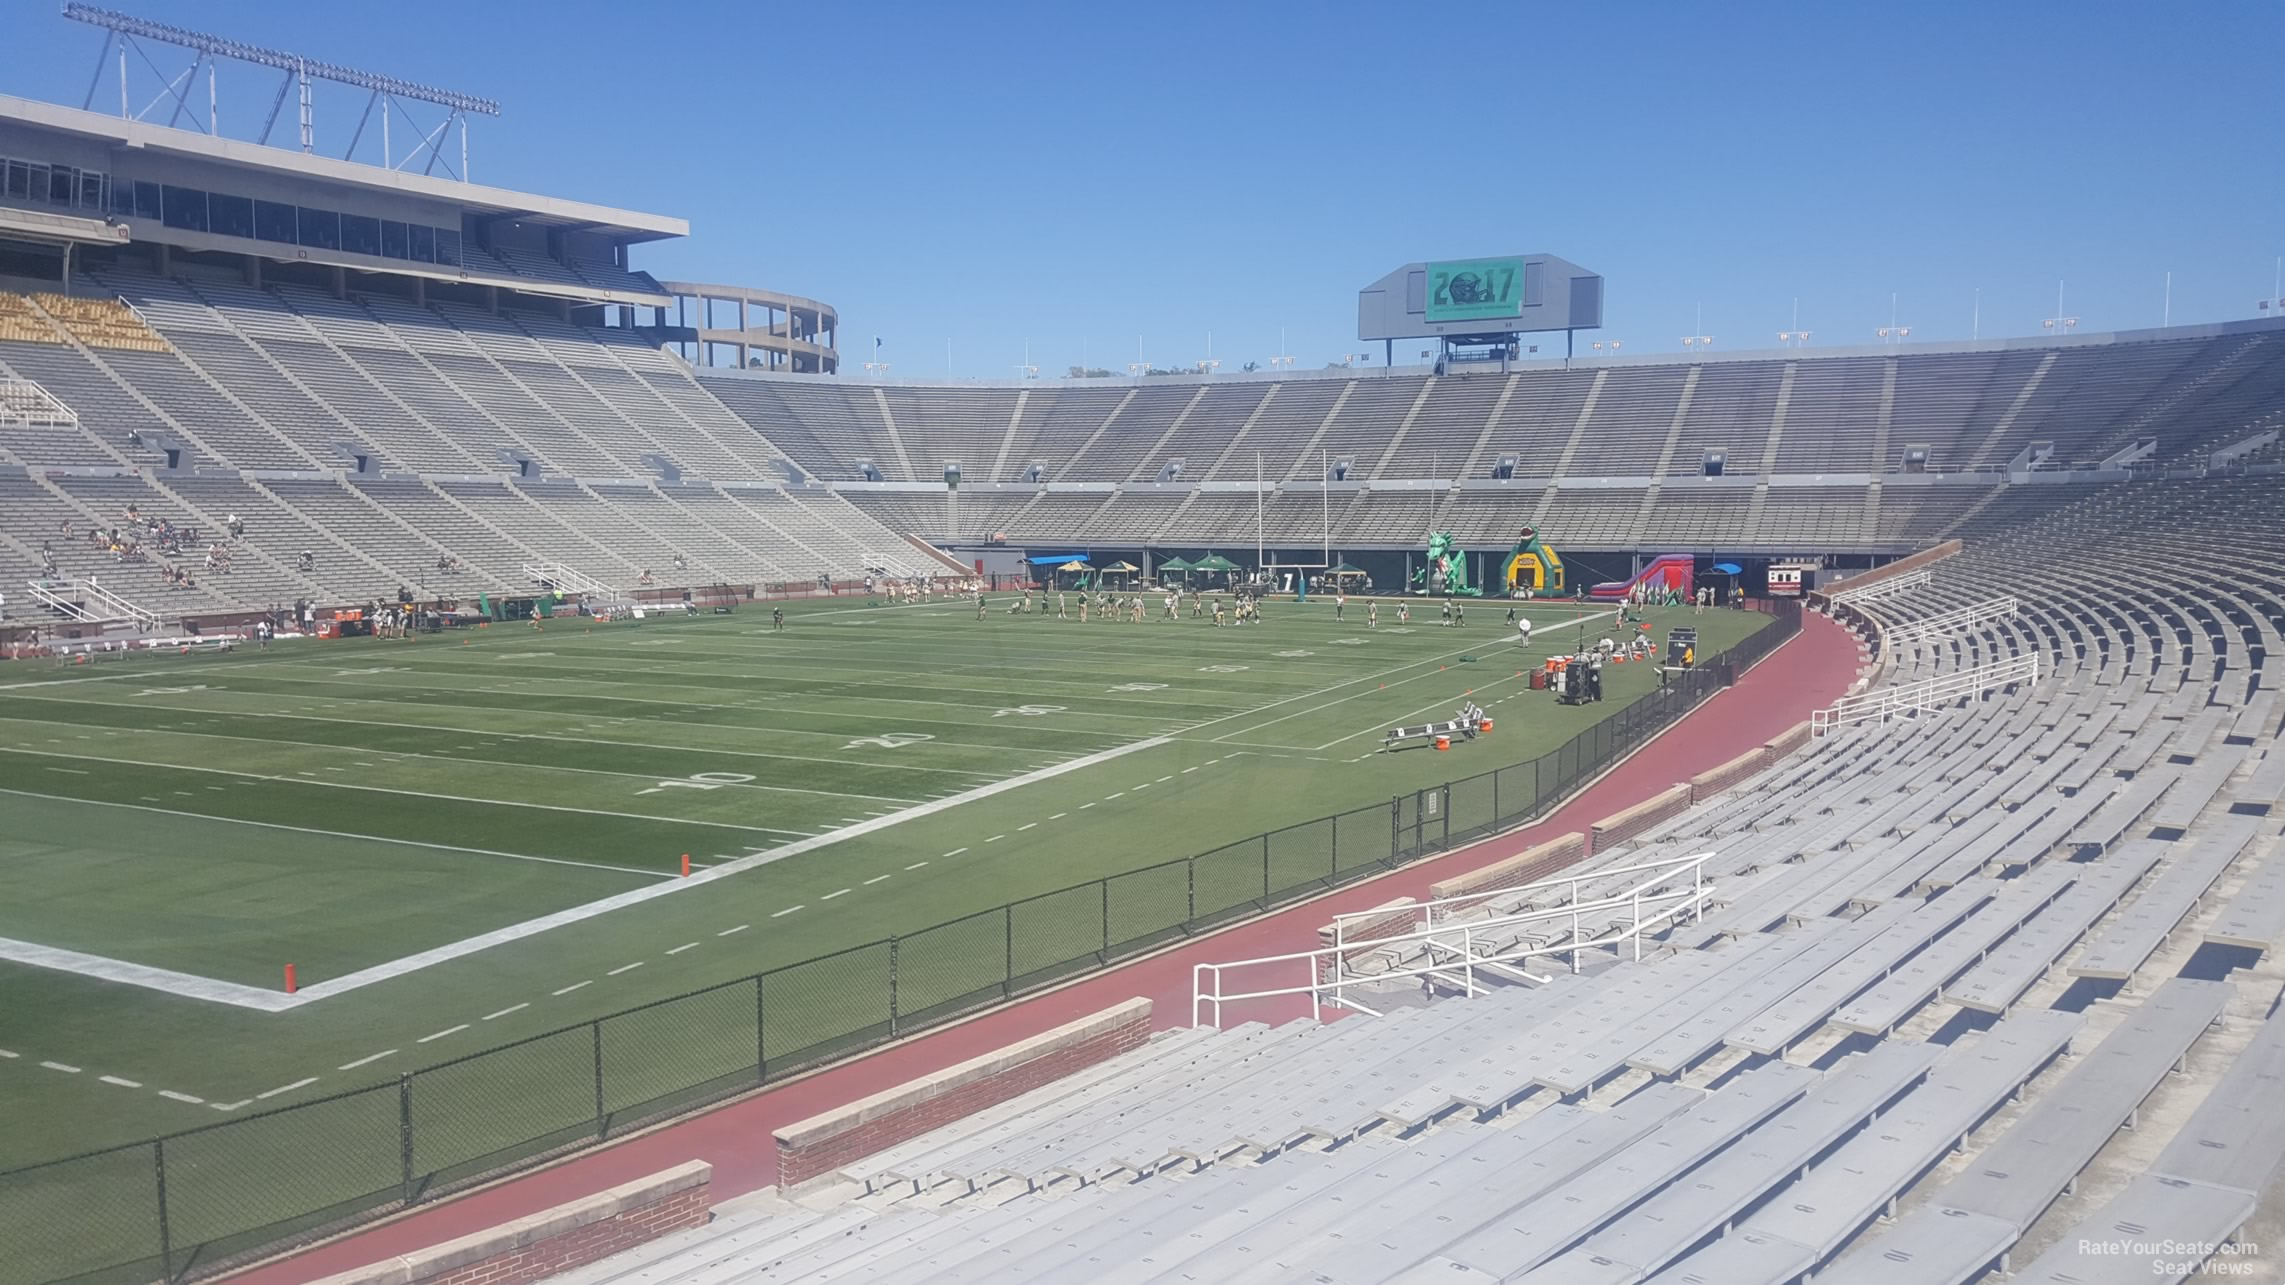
<box><xmin>1499</xmin><ymin>527</ymin><xmax>1567</xmax><ymax>598</ymax></box>
<box><xmin>1411</xmin><ymin>532</ymin><xmax>1481</xmax><ymax>596</ymax></box>
<box><xmin>1590</xmin><ymin>552</ymin><xmax>1694</xmax><ymax>602</ymax></box>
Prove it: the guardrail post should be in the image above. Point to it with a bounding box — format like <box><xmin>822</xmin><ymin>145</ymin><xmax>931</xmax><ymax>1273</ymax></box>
<box><xmin>1328</xmin><ymin>813</ymin><xmax>1338</xmax><ymax>880</ymax></box>
<box><xmin>1100</xmin><ymin>879</ymin><xmax>1111</xmax><ymax>958</ymax></box>
<box><xmin>1004</xmin><ymin>905</ymin><xmax>1016</xmax><ymax>991</ymax></box>
<box><xmin>1492</xmin><ymin>770</ymin><xmax>1501</xmax><ymax>827</ymax></box>
<box><xmin>754</xmin><ymin>975</ymin><xmax>767</xmax><ymax>1081</ymax></box>
<box><xmin>1260</xmin><ymin>833</ymin><xmax>1271</xmax><ymax>902</ymax></box>
<box><xmin>1441</xmin><ymin>787</ymin><xmax>1450</xmax><ymax>850</ymax></box>
<box><xmin>398</xmin><ymin>1072</ymin><xmax>414</xmax><ymax>1206</ymax></box>
<box><xmin>888</xmin><ymin>937</ymin><xmax>901</xmax><ymax>1037</ymax></box>
<box><xmin>590</xmin><ymin>1020</ymin><xmax>606</xmax><ymax>1139</ymax></box>
<box><xmin>152</xmin><ymin>1138</ymin><xmax>172</xmax><ymax>1283</ymax></box>
<box><xmin>1389</xmin><ymin>796</ymin><xmax>1399</xmax><ymax>860</ymax></box>
<box><xmin>1185</xmin><ymin>859</ymin><xmax>1196</xmax><ymax>925</ymax></box>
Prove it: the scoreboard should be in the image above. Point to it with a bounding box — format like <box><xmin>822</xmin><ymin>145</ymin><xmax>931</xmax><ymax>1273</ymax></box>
<box><xmin>1424</xmin><ymin>257</ymin><xmax>1526</xmax><ymax>324</ymax></box>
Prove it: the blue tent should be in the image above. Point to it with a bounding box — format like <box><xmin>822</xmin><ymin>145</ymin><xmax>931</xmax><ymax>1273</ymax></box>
<box><xmin>1712</xmin><ymin>562</ymin><xmax>1743</xmax><ymax>575</ymax></box>
<box><xmin>1025</xmin><ymin>553</ymin><xmax>1089</xmax><ymax>565</ymax></box>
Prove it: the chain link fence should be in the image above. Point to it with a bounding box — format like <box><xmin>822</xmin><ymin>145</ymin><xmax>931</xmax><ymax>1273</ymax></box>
<box><xmin>0</xmin><ymin>602</ymin><xmax>1798</xmax><ymax>1285</ymax></box>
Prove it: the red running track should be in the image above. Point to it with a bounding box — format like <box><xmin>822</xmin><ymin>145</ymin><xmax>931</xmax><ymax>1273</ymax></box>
<box><xmin>234</xmin><ymin>608</ymin><xmax>1861</xmax><ymax>1283</ymax></box>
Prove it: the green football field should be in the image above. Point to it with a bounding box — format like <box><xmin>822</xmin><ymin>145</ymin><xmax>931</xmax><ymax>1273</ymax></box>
<box><xmin>0</xmin><ymin>593</ymin><xmax>1760</xmax><ymax>1190</ymax></box>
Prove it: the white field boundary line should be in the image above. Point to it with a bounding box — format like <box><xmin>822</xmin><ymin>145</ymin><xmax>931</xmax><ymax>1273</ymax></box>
<box><xmin>0</xmin><ymin>735</ymin><xmax>1171</xmax><ymax>1012</ymax></box>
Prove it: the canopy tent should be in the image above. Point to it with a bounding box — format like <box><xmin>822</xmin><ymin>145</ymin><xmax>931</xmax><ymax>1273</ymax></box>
<box><xmin>1025</xmin><ymin>553</ymin><xmax>1090</xmax><ymax>565</ymax></box>
<box><xmin>1104</xmin><ymin>560</ymin><xmax>1140</xmax><ymax>572</ymax></box>
<box><xmin>1156</xmin><ymin>556</ymin><xmax>1193</xmax><ymax>573</ymax></box>
<box><xmin>1192</xmin><ymin>554</ymin><xmax>1242</xmax><ymax>572</ymax></box>
<box><xmin>1057</xmin><ymin>560</ymin><xmax>1091</xmax><ymax>572</ymax></box>
<box><xmin>1329</xmin><ymin>561</ymin><xmax>1368</xmax><ymax>578</ymax></box>
<box><xmin>1712</xmin><ymin>562</ymin><xmax>1743</xmax><ymax>575</ymax></box>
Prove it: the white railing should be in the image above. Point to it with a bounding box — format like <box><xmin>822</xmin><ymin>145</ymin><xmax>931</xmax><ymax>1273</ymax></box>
<box><xmin>1884</xmin><ymin>595</ymin><xmax>2021</xmax><ymax>646</ymax></box>
<box><xmin>1193</xmin><ymin>852</ymin><xmax>1714</xmax><ymax>1027</ymax></box>
<box><xmin>0</xmin><ymin>378</ymin><xmax>77</xmax><ymax>429</ymax></box>
<box><xmin>523</xmin><ymin>562</ymin><xmax>615</xmax><ymax>598</ymax></box>
<box><xmin>1828</xmin><ymin>567</ymin><xmax>1933</xmax><ymax>603</ymax></box>
<box><xmin>25</xmin><ymin>577</ymin><xmax>159</xmax><ymax>632</ymax></box>
<box><xmin>1810</xmin><ymin>651</ymin><xmax>2041</xmax><ymax>735</ymax></box>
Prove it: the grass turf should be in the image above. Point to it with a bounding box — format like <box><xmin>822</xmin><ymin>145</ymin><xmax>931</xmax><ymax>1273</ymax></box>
<box><xmin>0</xmin><ymin>594</ymin><xmax>1767</xmax><ymax>1281</ymax></box>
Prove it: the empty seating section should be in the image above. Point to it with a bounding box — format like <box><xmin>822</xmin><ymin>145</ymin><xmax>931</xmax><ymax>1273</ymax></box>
<box><xmin>1065</xmin><ymin>384</ymin><xmax>1198</xmax><ymax>482</ymax></box>
<box><xmin>1669</xmin><ymin>361</ymin><xmax>1784</xmax><ymax>475</ymax></box>
<box><xmin>1382</xmin><ymin>374</ymin><xmax>1504</xmax><ymax>477</ymax></box>
<box><xmin>533</xmin><ymin>464</ymin><xmax>2285</xmax><ymax>1285</ymax></box>
<box><xmin>1777</xmin><ymin>356</ymin><xmax>1886</xmax><ymax>473</ymax></box>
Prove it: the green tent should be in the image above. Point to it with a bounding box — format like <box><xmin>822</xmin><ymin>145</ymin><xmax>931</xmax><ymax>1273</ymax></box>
<box><xmin>1192</xmin><ymin>554</ymin><xmax>1241</xmax><ymax>572</ymax></box>
<box><xmin>1330</xmin><ymin>561</ymin><xmax>1368</xmax><ymax>578</ymax></box>
<box><xmin>1156</xmin><ymin>556</ymin><xmax>1192</xmax><ymax>572</ymax></box>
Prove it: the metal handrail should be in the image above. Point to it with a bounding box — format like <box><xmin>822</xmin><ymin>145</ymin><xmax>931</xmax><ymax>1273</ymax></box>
<box><xmin>1884</xmin><ymin>595</ymin><xmax>2021</xmax><ymax>645</ymax></box>
<box><xmin>1194</xmin><ymin>853</ymin><xmax>1714</xmax><ymax>1026</ymax></box>
<box><xmin>1828</xmin><ymin>567</ymin><xmax>1933</xmax><ymax>603</ymax></box>
<box><xmin>1811</xmin><ymin>651</ymin><xmax>2040</xmax><ymax>735</ymax></box>
<box><xmin>26</xmin><ymin>576</ymin><xmax>158</xmax><ymax>632</ymax></box>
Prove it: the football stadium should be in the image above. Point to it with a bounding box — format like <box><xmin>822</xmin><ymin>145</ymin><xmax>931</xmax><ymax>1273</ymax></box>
<box><xmin>2</xmin><ymin>6</ymin><xmax>2284</xmax><ymax>1284</ymax></box>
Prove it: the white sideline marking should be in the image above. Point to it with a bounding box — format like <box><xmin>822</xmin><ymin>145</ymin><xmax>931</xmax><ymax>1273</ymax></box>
<box><xmin>552</xmin><ymin>981</ymin><xmax>591</xmax><ymax>996</ymax></box>
<box><xmin>99</xmin><ymin>1075</ymin><xmax>142</xmax><ymax>1088</ymax></box>
<box><xmin>607</xmin><ymin>962</ymin><xmax>644</xmax><ymax>975</ymax></box>
<box><xmin>483</xmin><ymin>1004</ymin><xmax>529</xmax><ymax>1020</ymax></box>
<box><xmin>256</xmin><ymin>1077</ymin><xmax>318</xmax><ymax>1100</ymax></box>
<box><xmin>0</xmin><ymin>734</ymin><xmax>1174</xmax><ymax>1010</ymax></box>
<box><xmin>821</xmin><ymin>888</ymin><xmax>851</xmax><ymax>900</ymax></box>
<box><xmin>337</xmin><ymin>1050</ymin><xmax>395</xmax><ymax>1070</ymax></box>
<box><xmin>665</xmin><ymin>942</ymin><xmax>699</xmax><ymax>955</ymax></box>
<box><xmin>717</xmin><ymin>924</ymin><xmax>749</xmax><ymax>936</ymax></box>
<box><xmin>771</xmin><ymin>905</ymin><xmax>803</xmax><ymax>918</ymax></box>
<box><xmin>158</xmin><ymin>1091</ymin><xmax>204</xmax><ymax>1104</ymax></box>
<box><xmin>418</xmin><ymin>1025</ymin><xmax>468</xmax><ymax>1042</ymax></box>
<box><xmin>44</xmin><ymin>767</ymin><xmax>88</xmax><ymax>775</ymax></box>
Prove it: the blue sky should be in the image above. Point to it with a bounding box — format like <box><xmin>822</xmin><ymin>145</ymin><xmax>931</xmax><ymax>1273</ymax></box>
<box><xmin>6</xmin><ymin>0</ymin><xmax>2281</xmax><ymax>375</ymax></box>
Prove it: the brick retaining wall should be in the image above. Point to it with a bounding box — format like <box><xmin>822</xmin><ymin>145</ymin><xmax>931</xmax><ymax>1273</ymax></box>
<box><xmin>1426</xmin><ymin>832</ymin><xmax>1589</xmax><ymax>901</ymax></box>
<box><xmin>1690</xmin><ymin>747</ymin><xmax>1771</xmax><ymax>802</ymax></box>
<box><xmin>1590</xmin><ymin>783</ymin><xmax>1693</xmax><ymax>851</ymax></box>
<box><xmin>306</xmin><ymin>1162</ymin><xmax>711</xmax><ymax>1285</ymax></box>
<box><xmin>773</xmin><ymin>998</ymin><xmax>1152</xmax><ymax>1189</ymax></box>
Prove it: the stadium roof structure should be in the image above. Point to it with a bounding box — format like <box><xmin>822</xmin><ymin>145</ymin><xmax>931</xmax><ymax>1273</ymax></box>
<box><xmin>0</xmin><ymin>94</ymin><xmax>686</xmax><ymax>244</ymax></box>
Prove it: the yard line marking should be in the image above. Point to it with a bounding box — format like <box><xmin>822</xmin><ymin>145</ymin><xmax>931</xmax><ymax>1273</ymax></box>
<box><xmin>1156</xmin><ymin>775</ymin><xmax>1173</xmax><ymax>783</ymax></box>
<box><xmin>552</xmin><ymin>981</ymin><xmax>591</xmax><ymax>996</ymax></box>
<box><xmin>44</xmin><ymin>767</ymin><xmax>88</xmax><ymax>775</ymax></box>
<box><xmin>864</xmin><ymin>875</ymin><xmax>891</xmax><ymax>885</ymax></box>
<box><xmin>943</xmin><ymin>848</ymin><xmax>969</xmax><ymax>857</ymax></box>
<box><xmin>716</xmin><ymin>924</ymin><xmax>749</xmax><ymax>936</ymax></box>
<box><xmin>418</xmin><ymin>1025</ymin><xmax>468</xmax><ymax>1043</ymax></box>
<box><xmin>665</xmin><ymin>942</ymin><xmax>699</xmax><ymax>955</ymax></box>
<box><xmin>99</xmin><ymin>1075</ymin><xmax>142</xmax><ymax>1088</ymax></box>
<box><xmin>1018</xmin><ymin>822</ymin><xmax>1037</xmax><ymax>831</ymax></box>
<box><xmin>0</xmin><ymin>1049</ymin><xmax>16</xmax><ymax>1059</ymax></box>
<box><xmin>1181</xmin><ymin>766</ymin><xmax>1198</xmax><ymax>773</ymax></box>
<box><xmin>821</xmin><ymin>888</ymin><xmax>851</xmax><ymax>899</ymax></box>
<box><xmin>256</xmin><ymin>1077</ymin><xmax>318</xmax><ymax>1100</ymax></box>
<box><xmin>337</xmin><ymin>1050</ymin><xmax>396</xmax><ymax>1070</ymax></box>
<box><xmin>1050</xmin><ymin>813</ymin><xmax>1067</xmax><ymax>820</ymax></box>
<box><xmin>1105</xmin><ymin>792</ymin><xmax>1124</xmax><ymax>800</ymax></box>
<box><xmin>771</xmin><ymin>905</ymin><xmax>804</xmax><ymax>918</ymax></box>
<box><xmin>1133</xmin><ymin>783</ymin><xmax>1152</xmax><ymax>791</ymax></box>
<box><xmin>0</xmin><ymin>787</ymin><xmax>665</xmax><ymax>881</ymax></box>
<box><xmin>39</xmin><ymin>1061</ymin><xmax>80</xmax><ymax>1073</ymax></box>
<box><xmin>607</xmin><ymin>962</ymin><xmax>644</xmax><ymax>975</ymax></box>
<box><xmin>209</xmin><ymin>1100</ymin><xmax>250</xmax><ymax>1111</ymax></box>
<box><xmin>158</xmin><ymin>1091</ymin><xmax>205</xmax><ymax>1104</ymax></box>
<box><xmin>482</xmin><ymin>1003</ymin><xmax>529</xmax><ymax>1020</ymax></box>
<box><xmin>8</xmin><ymin>732</ymin><xmax>1178</xmax><ymax>1011</ymax></box>
<box><xmin>985</xmin><ymin>834</ymin><xmax>1006</xmax><ymax>843</ymax></box>
<box><xmin>906</xmin><ymin>861</ymin><xmax>929</xmax><ymax>870</ymax></box>
<box><xmin>1080</xmin><ymin>802</ymin><xmax>1096</xmax><ymax>809</ymax></box>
